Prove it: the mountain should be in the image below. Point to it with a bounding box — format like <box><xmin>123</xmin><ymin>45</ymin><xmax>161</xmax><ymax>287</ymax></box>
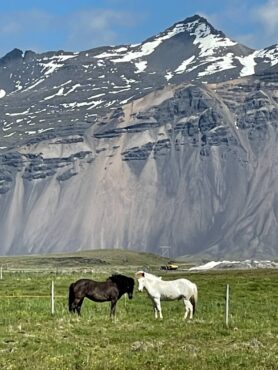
<box><xmin>0</xmin><ymin>15</ymin><xmax>277</xmax><ymax>258</ymax></box>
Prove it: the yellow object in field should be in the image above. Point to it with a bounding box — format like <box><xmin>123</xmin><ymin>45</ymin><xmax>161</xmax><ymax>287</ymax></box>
<box><xmin>160</xmin><ymin>263</ymin><xmax>178</xmax><ymax>270</ymax></box>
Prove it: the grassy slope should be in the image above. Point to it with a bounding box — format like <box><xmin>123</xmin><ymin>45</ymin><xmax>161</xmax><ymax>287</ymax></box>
<box><xmin>0</xmin><ymin>249</ymin><xmax>173</xmax><ymax>269</ymax></box>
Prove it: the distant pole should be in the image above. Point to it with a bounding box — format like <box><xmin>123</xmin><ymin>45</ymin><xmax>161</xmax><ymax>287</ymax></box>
<box><xmin>0</xmin><ymin>266</ymin><xmax>2</xmax><ymax>280</ymax></box>
<box><xmin>225</xmin><ymin>284</ymin><xmax>230</xmax><ymax>327</ymax></box>
<box><xmin>160</xmin><ymin>246</ymin><xmax>170</xmax><ymax>258</ymax></box>
<box><xmin>51</xmin><ymin>280</ymin><xmax>55</xmax><ymax>315</ymax></box>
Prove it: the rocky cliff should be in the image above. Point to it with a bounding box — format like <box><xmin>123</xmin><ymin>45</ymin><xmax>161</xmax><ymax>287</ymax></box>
<box><xmin>0</xmin><ymin>15</ymin><xmax>277</xmax><ymax>258</ymax></box>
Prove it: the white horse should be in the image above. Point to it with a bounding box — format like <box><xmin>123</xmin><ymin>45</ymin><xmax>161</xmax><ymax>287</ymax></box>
<box><xmin>135</xmin><ymin>271</ymin><xmax>198</xmax><ymax>320</ymax></box>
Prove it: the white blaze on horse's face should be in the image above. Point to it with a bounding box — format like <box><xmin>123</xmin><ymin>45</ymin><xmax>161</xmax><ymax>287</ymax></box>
<box><xmin>138</xmin><ymin>278</ymin><xmax>145</xmax><ymax>292</ymax></box>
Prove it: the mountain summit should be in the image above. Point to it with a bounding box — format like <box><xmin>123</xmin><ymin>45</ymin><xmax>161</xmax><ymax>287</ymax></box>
<box><xmin>0</xmin><ymin>16</ymin><xmax>277</xmax><ymax>258</ymax></box>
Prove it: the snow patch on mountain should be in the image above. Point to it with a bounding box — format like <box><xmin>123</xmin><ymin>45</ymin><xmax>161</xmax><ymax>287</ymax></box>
<box><xmin>189</xmin><ymin>260</ymin><xmax>278</xmax><ymax>270</ymax></box>
<box><xmin>165</xmin><ymin>71</ymin><xmax>174</xmax><ymax>81</ymax></box>
<box><xmin>236</xmin><ymin>53</ymin><xmax>257</xmax><ymax>77</ymax></box>
<box><xmin>191</xmin><ymin>21</ymin><xmax>237</xmax><ymax>57</ymax></box>
<box><xmin>93</xmin><ymin>46</ymin><xmax>128</xmax><ymax>59</ymax></box>
<box><xmin>135</xmin><ymin>61</ymin><xmax>148</xmax><ymax>73</ymax></box>
<box><xmin>64</xmin><ymin>84</ymin><xmax>81</xmax><ymax>96</ymax></box>
<box><xmin>175</xmin><ymin>56</ymin><xmax>196</xmax><ymax>74</ymax></box>
<box><xmin>22</xmin><ymin>78</ymin><xmax>45</xmax><ymax>92</ymax></box>
<box><xmin>88</xmin><ymin>93</ymin><xmax>106</xmax><ymax>99</ymax></box>
<box><xmin>5</xmin><ymin>108</ymin><xmax>30</xmax><ymax>116</ymax></box>
<box><xmin>44</xmin><ymin>87</ymin><xmax>64</xmax><ymax>100</ymax></box>
<box><xmin>236</xmin><ymin>46</ymin><xmax>278</xmax><ymax>77</ymax></box>
<box><xmin>256</xmin><ymin>45</ymin><xmax>278</xmax><ymax>66</ymax></box>
<box><xmin>96</xmin><ymin>22</ymin><xmax>190</xmax><ymax>64</ymax></box>
<box><xmin>39</xmin><ymin>54</ymin><xmax>78</xmax><ymax>76</ymax></box>
<box><xmin>0</xmin><ymin>89</ymin><xmax>6</xmax><ymax>98</ymax></box>
<box><xmin>198</xmin><ymin>53</ymin><xmax>236</xmax><ymax>77</ymax></box>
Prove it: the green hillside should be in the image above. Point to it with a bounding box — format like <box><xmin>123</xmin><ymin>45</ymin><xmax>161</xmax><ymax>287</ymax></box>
<box><xmin>0</xmin><ymin>249</ymin><xmax>175</xmax><ymax>270</ymax></box>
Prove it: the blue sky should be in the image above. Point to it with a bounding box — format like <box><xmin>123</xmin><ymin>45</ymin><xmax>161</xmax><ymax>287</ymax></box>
<box><xmin>0</xmin><ymin>0</ymin><xmax>277</xmax><ymax>57</ymax></box>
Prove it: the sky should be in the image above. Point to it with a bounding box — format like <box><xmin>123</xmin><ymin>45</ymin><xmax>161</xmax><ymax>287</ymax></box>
<box><xmin>0</xmin><ymin>0</ymin><xmax>277</xmax><ymax>58</ymax></box>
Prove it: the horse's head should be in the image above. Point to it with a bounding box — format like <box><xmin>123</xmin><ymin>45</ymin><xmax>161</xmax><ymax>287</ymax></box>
<box><xmin>138</xmin><ymin>277</ymin><xmax>146</xmax><ymax>292</ymax></box>
<box><xmin>126</xmin><ymin>278</ymin><xmax>135</xmax><ymax>299</ymax></box>
<box><xmin>135</xmin><ymin>271</ymin><xmax>145</xmax><ymax>292</ymax></box>
<box><xmin>108</xmin><ymin>274</ymin><xmax>135</xmax><ymax>299</ymax></box>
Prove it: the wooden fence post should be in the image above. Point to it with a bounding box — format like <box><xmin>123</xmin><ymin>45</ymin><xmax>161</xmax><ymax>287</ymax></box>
<box><xmin>225</xmin><ymin>284</ymin><xmax>230</xmax><ymax>327</ymax></box>
<box><xmin>0</xmin><ymin>266</ymin><xmax>2</xmax><ymax>280</ymax></box>
<box><xmin>51</xmin><ymin>280</ymin><xmax>55</xmax><ymax>315</ymax></box>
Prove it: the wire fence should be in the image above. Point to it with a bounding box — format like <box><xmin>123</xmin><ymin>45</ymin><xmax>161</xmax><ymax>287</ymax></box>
<box><xmin>0</xmin><ymin>265</ymin><xmax>231</xmax><ymax>324</ymax></box>
<box><xmin>1</xmin><ymin>280</ymin><xmax>66</xmax><ymax>315</ymax></box>
<box><xmin>0</xmin><ymin>265</ymin><xmax>70</xmax><ymax>314</ymax></box>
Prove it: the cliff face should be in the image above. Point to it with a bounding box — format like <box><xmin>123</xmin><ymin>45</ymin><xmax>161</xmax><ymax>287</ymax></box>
<box><xmin>0</xmin><ymin>16</ymin><xmax>277</xmax><ymax>258</ymax></box>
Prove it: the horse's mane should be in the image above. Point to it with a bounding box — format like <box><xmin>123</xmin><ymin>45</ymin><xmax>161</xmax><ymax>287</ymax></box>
<box><xmin>136</xmin><ymin>271</ymin><xmax>162</xmax><ymax>280</ymax></box>
<box><xmin>107</xmin><ymin>274</ymin><xmax>134</xmax><ymax>287</ymax></box>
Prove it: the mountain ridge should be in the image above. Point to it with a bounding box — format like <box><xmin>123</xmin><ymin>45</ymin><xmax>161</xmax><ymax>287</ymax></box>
<box><xmin>0</xmin><ymin>15</ymin><xmax>277</xmax><ymax>258</ymax></box>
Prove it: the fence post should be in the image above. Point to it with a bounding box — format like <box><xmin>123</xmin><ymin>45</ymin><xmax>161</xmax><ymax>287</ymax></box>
<box><xmin>0</xmin><ymin>266</ymin><xmax>2</xmax><ymax>280</ymax></box>
<box><xmin>225</xmin><ymin>284</ymin><xmax>230</xmax><ymax>327</ymax></box>
<box><xmin>51</xmin><ymin>280</ymin><xmax>55</xmax><ymax>315</ymax></box>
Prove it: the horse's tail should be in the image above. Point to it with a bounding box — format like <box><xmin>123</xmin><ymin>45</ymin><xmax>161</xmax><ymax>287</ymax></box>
<box><xmin>68</xmin><ymin>283</ymin><xmax>75</xmax><ymax>312</ymax></box>
<box><xmin>190</xmin><ymin>283</ymin><xmax>198</xmax><ymax>315</ymax></box>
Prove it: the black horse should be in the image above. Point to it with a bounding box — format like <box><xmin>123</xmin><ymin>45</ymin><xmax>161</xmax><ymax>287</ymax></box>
<box><xmin>68</xmin><ymin>274</ymin><xmax>135</xmax><ymax>318</ymax></box>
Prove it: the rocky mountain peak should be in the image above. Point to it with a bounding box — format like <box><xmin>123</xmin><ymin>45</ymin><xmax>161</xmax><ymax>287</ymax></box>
<box><xmin>171</xmin><ymin>14</ymin><xmax>225</xmax><ymax>36</ymax></box>
<box><xmin>23</xmin><ymin>50</ymin><xmax>36</xmax><ymax>61</ymax></box>
<box><xmin>0</xmin><ymin>48</ymin><xmax>23</xmax><ymax>64</ymax></box>
<box><xmin>0</xmin><ymin>16</ymin><xmax>277</xmax><ymax>258</ymax></box>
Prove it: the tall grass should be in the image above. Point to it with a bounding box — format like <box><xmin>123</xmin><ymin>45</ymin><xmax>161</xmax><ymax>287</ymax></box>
<box><xmin>0</xmin><ymin>269</ymin><xmax>277</xmax><ymax>369</ymax></box>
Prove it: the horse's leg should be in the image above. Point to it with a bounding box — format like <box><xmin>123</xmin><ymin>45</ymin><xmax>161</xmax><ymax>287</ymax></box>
<box><xmin>69</xmin><ymin>302</ymin><xmax>76</xmax><ymax>313</ymax></box>
<box><xmin>153</xmin><ymin>297</ymin><xmax>163</xmax><ymax>319</ymax></box>
<box><xmin>76</xmin><ymin>298</ymin><xmax>84</xmax><ymax>316</ymax></box>
<box><xmin>153</xmin><ymin>303</ymin><xmax>158</xmax><ymax>319</ymax></box>
<box><xmin>110</xmin><ymin>299</ymin><xmax>117</xmax><ymax>320</ymax></box>
<box><xmin>151</xmin><ymin>299</ymin><xmax>158</xmax><ymax>319</ymax></box>
<box><xmin>183</xmin><ymin>299</ymin><xmax>193</xmax><ymax>320</ymax></box>
<box><xmin>70</xmin><ymin>298</ymin><xmax>79</xmax><ymax>313</ymax></box>
<box><xmin>69</xmin><ymin>296</ymin><xmax>78</xmax><ymax>313</ymax></box>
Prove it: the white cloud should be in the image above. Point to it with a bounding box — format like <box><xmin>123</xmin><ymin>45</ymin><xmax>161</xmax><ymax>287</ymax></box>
<box><xmin>0</xmin><ymin>8</ymin><xmax>139</xmax><ymax>57</ymax></box>
<box><xmin>66</xmin><ymin>9</ymin><xmax>137</xmax><ymax>50</ymax></box>
<box><xmin>0</xmin><ymin>10</ymin><xmax>54</xmax><ymax>35</ymax></box>
<box><xmin>197</xmin><ymin>1</ymin><xmax>278</xmax><ymax>49</ymax></box>
<box><xmin>252</xmin><ymin>0</ymin><xmax>278</xmax><ymax>37</ymax></box>
<box><xmin>234</xmin><ymin>34</ymin><xmax>257</xmax><ymax>48</ymax></box>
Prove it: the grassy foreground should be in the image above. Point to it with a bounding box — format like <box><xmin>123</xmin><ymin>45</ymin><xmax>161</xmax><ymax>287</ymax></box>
<box><xmin>0</xmin><ymin>268</ymin><xmax>278</xmax><ymax>369</ymax></box>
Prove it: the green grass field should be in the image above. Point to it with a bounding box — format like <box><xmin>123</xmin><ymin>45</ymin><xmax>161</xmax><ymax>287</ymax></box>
<box><xmin>0</xmin><ymin>253</ymin><xmax>278</xmax><ymax>369</ymax></box>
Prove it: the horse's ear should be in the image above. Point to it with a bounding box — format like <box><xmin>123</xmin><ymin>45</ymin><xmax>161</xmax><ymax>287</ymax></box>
<box><xmin>135</xmin><ymin>271</ymin><xmax>144</xmax><ymax>279</ymax></box>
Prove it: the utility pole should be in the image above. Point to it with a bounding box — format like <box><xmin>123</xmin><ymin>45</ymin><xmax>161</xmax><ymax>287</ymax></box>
<box><xmin>160</xmin><ymin>246</ymin><xmax>171</xmax><ymax>259</ymax></box>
